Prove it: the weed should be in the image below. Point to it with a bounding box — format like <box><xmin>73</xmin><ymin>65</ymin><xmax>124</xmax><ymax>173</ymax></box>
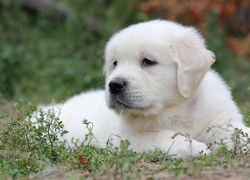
<box><xmin>0</xmin><ymin>100</ymin><xmax>68</xmax><ymax>178</ymax></box>
<box><xmin>229</xmin><ymin>128</ymin><xmax>250</xmax><ymax>161</ymax></box>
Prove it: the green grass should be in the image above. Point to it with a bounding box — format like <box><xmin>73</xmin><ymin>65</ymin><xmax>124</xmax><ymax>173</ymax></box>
<box><xmin>1</xmin><ymin>101</ymin><xmax>250</xmax><ymax>179</ymax></box>
<box><xmin>0</xmin><ymin>1</ymin><xmax>250</xmax><ymax>179</ymax></box>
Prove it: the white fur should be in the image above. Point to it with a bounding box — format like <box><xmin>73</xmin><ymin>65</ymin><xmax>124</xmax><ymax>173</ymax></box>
<box><xmin>38</xmin><ymin>20</ymin><xmax>249</xmax><ymax>159</ymax></box>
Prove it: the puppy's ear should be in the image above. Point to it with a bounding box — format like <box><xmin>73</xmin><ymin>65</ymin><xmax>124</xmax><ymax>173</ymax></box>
<box><xmin>171</xmin><ymin>28</ymin><xmax>215</xmax><ymax>98</ymax></box>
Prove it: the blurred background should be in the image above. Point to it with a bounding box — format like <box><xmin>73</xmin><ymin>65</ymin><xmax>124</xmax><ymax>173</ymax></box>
<box><xmin>0</xmin><ymin>0</ymin><xmax>249</xmax><ymax>108</ymax></box>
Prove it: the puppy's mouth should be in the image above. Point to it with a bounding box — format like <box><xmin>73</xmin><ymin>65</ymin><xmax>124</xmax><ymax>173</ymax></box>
<box><xmin>109</xmin><ymin>93</ymin><xmax>150</xmax><ymax>111</ymax></box>
<box><xmin>114</xmin><ymin>96</ymin><xmax>134</xmax><ymax>109</ymax></box>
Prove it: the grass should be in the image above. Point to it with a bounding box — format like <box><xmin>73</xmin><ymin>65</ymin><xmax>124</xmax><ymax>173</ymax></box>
<box><xmin>0</xmin><ymin>1</ymin><xmax>250</xmax><ymax>179</ymax></box>
<box><xmin>1</xmin><ymin>102</ymin><xmax>250</xmax><ymax>179</ymax></box>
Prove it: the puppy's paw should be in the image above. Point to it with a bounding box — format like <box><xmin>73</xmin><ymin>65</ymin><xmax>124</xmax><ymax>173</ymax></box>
<box><xmin>189</xmin><ymin>140</ymin><xmax>211</xmax><ymax>157</ymax></box>
<box><xmin>168</xmin><ymin>140</ymin><xmax>210</xmax><ymax>159</ymax></box>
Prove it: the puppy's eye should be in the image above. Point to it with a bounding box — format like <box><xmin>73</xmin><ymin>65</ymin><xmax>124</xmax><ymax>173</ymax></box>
<box><xmin>113</xmin><ymin>61</ymin><xmax>118</xmax><ymax>66</ymax></box>
<box><xmin>142</xmin><ymin>58</ymin><xmax>156</xmax><ymax>66</ymax></box>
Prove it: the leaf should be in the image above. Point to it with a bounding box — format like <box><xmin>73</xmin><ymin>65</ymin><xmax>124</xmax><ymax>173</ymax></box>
<box><xmin>78</xmin><ymin>154</ymin><xmax>90</xmax><ymax>166</ymax></box>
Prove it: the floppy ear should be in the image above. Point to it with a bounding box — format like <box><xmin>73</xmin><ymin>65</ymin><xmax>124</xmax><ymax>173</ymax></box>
<box><xmin>171</xmin><ymin>28</ymin><xmax>215</xmax><ymax>98</ymax></box>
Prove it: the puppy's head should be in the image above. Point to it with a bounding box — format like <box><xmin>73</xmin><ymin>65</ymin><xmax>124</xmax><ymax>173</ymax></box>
<box><xmin>104</xmin><ymin>19</ymin><xmax>215</xmax><ymax>116</ymax></box>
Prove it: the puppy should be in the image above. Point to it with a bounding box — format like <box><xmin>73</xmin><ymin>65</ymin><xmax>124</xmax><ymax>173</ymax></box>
<box><xmin>40</xmin><ymin>20</ymin><xmax>249</xmax><ymax>159</ymax></box>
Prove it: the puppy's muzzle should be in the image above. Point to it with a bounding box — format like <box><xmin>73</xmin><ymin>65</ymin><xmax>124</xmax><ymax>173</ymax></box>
<box><xmin>109</xmin><ymin>79</ymin><xmax>126</xmax><ymax>94</ymax></box>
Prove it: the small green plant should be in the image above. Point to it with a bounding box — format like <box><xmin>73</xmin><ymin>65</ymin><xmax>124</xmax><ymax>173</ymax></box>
<box><xmin>229</xmin><ymin>127</ymin><xmax>250</xmax><ymax>160</ymax></box>
<box><xmin>0</xmin><ymin>100</ymin><xmax>68</xmax><ymax>178</ymax></box>
<box><xmin>80</xmin><ymin>119</ymin><xmax>95</xmax><ymax>145</ymax></box>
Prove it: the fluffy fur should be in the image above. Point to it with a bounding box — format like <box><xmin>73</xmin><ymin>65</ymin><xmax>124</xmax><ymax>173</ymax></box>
<box><xmin>38</xmin><ymin>20</ymin><xmax>249</xmax><ymax>159</ymax></box>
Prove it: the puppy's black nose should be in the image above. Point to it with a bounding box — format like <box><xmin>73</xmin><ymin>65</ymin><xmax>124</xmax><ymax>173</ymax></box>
<box><xmin>109</xmin><ymin>79</ymin><xmax>126</xmax><ymax>94</ymax></box>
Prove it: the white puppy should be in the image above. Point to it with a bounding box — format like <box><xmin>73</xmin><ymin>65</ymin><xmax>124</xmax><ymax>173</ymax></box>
<box><xmin>41</xmin><ymin>20</ymin><xmax>249</xmax><ymax>159</ymax></box>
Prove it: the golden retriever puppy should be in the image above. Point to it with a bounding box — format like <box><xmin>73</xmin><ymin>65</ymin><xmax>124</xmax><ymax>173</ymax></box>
<box><xmin>40</xmin><ymin>20</ymin><xmax>249</xmax><ymax>159</ymax></box>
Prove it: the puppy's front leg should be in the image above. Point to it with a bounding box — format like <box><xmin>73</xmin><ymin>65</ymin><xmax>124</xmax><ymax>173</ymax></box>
<box><xmin>127</xmin><ymin>130</ymin><xmax>210</xmax><ymax>159</ymax></box>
